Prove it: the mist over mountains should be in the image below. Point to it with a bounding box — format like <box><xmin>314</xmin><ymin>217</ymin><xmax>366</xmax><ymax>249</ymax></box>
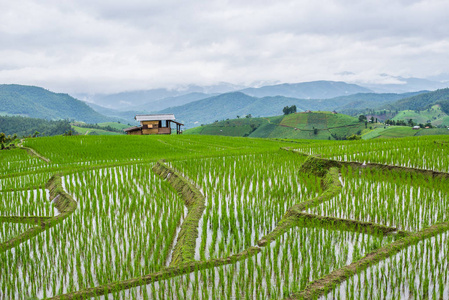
<box><xmin>75</xmin><ymin>76</ymin><xmax>448</xmax><ymax>111</ymax></box>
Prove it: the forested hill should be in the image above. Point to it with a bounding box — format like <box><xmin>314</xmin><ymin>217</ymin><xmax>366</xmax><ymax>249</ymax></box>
<box><xmin>384</xmin><ymin>88</ymin><xmax>449</xmax><ymax>113</ymax></box>
<box><xmin>0</xmin><ymin>115</ymin><xmax>72</xmax><ymax>137</ymax></box>
<box><xmin>0</xmin><ymin>84</ymin><xmax>110</xmax><ymax>123</ymax></box>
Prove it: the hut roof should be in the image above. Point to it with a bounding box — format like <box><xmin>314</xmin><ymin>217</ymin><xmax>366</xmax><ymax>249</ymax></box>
<box><xmin>123</xmin><ymin>126</ymin><xmax>142</xmax><ymax>132</ymax></box>
<box><xmin>135</xmin><ymin>114</ymin><xmax>176</xmax><ymax>122</ymax></box>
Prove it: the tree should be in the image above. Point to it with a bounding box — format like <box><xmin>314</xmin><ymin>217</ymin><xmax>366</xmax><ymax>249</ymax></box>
<box><xmin>283</xmin><ymin>105</ymin><xmax>297</xmax><ymax>115</ymax></box>
<box><xmin>347</xmin><ymin>134</ymin><xmax>361</xmax><ymax>140</ymax></box>
<box><xmin>358</xmin><ymin>115</ymin><xmax>367</xmax><ymax>122</ymax></box>
<box><xmin>313</xmin><ymin>128</ymin><xmax>318</xmax><ymax>135</ymax></box>
<box><xmin>0</xmin><ymin>132</ymin><xmax>18</xmax><ymax>149</ymax></box>
<box><xmin>246</xmin><ymin>114</ymin><xmax>252</xmax><ymax>118</ymax></box>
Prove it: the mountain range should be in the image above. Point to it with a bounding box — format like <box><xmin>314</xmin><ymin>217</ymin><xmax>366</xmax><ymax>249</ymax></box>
<box><xmin>1</xmin><ymin>80</ymin><xmax>449</xmax><ymax>130</ymax></box>
<box><xmin>74</xmin><ymin>82</ymin><xmax>244</xmax><ymax>110</ymax></box>
<box><xmin>0</xmin><ymin>84</ymin><xmax>111</xmax><ymax>123</ymax></box>
<box><xmin>157</xmin><ymin>90</ymin><xmax>429</xmax><ymax>128</ymax></box>
<box><xmin>74</xmin><ymin>76</ymin><xmax>449</xmax><ymax>111</ymax></box>
<box><xmin>239</xmin><ymin>80</ymin><xmax>372</xmax><ymax>98</ymax></box>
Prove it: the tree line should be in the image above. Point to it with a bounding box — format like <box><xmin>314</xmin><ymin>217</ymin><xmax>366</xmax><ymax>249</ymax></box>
<box><xmin>0</xmin><ymin>115</ymin><xmax>72</xmax><ymax>138</ymax></box>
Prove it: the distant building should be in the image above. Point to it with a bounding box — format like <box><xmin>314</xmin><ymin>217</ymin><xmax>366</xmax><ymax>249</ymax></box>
<box><xmin>412</xmin><ymin>126</ymin><xmax>420</xmax><ymax>130</ymax></box>
<box><xmin>124</xmin><ymin>114</ymin><xmax>184</xmax><ymax>135</ymax></box>
<box><xmin>332</xmin><ymin>110</ymin><xmax>338</xmax><ymax>114</ymax></box>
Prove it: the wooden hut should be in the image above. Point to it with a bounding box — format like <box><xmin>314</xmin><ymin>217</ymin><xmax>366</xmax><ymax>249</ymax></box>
<box><xmin>124</xmin><ymin>114</ymin><xmax>184</xmax><ymax>135</ymax></box>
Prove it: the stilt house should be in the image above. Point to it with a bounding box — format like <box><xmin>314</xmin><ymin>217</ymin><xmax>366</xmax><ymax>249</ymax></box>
<box><xmin>124</xmin><ymin>114</ymin><xmax>183</xmax><ymax>135</ymax></box>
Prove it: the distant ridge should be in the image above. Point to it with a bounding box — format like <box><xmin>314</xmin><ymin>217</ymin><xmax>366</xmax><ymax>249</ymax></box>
<box><xmin>0</xmin><ymin>84</ymin><xmax>110</xmax><ymax>123</ymax></box>
<box><xmin>384</xmin><ymin>88</ymin><xmax>449</xmax><ymax>113</ymax></box>
<box><xmin>76</xmin><ymin>82</ymin><xmax>244</xmax><ymax>110</ymax></box>
<box><xmin>157</xmin><ymin>90</ymin><xmax>424</xmax><ymax>128</ymax></box>
<box><xmin>239</xmin><ymin>80</ymin><xmax>372</xmax><ymax>99</ymax></box>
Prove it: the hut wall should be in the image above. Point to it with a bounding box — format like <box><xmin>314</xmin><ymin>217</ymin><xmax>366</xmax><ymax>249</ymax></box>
<box><xmin>141</xmin><ymin>121</ymin><xmax>159</xmax><ymax>127</ymax></box>
<box><xmin>158</xmin><ymin>127</ymin><xmax>171</xmax><ymax>134</ymax></box>
<box><xmin>142</xmin><ymin>128</ymin><xmax>159</xmax><ymax>135</ymax></box>
<box><xmin>127</xmin><ymin>130</ymin><xmax>142</xmax><ymax>135</ymax></box>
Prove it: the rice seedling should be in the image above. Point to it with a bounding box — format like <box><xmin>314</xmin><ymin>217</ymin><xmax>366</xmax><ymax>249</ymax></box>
<box><xmin>108</xmin><ymin>224</ymin><xmax>394</xmax><ymax>299</ymax></box>
<box><xmin>1</xmin><ymin>134</ymin><xmax>449</xmax><ymax>299</ymax></box>
<box><xmin>0</xmin><ymin>164</ymin><xmax>184</xmax><ymax>298</ymax></box>
<box><xmin>295</xmin><ymin>135</ymin><xmax>449</xmax><ymax>172</ymax></box>
<box><xmin>308</xmin><ymin>165</ymin><xmax>449</xmax><ymax>231</ymax></box>
<box><xmin>171</xmin><ymin>151</ymin><xmax>323</xmax><ymax>260</ymax></box>
<box><xmin>323</xmin><ymin>231</ymin><xmax>449</xmax><ymax>300</ymax></box>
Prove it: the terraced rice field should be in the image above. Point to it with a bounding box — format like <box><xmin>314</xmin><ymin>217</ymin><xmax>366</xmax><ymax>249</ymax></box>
<box><xmin>1</xmin><ymin>134</ymin><xmax>449</xmax><ymax>299</ymax></box>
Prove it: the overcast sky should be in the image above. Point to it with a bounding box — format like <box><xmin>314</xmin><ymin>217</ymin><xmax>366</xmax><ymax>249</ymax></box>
<box><xmin>1</xmin><ymin>0</ymin><xmax>448</xmax><ymax>94</ymax></box>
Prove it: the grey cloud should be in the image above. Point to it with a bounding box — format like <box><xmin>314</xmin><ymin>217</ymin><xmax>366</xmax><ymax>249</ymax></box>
<box><xmin>0</xmin><ymin>0</ymin><xmax>448</xmax><ymax>93</ymax></box>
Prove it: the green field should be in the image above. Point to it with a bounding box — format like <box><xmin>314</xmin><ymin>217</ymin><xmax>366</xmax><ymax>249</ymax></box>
<box><xmin>1</xmin><ymin>134</ymin><xmax>449</xmax><ymax>299</ymax></box>
<box><xmin>361</xmin><ymin>125</ymin><xmax>449</xmax><ymax>139</ymax></box>
<box><xmin>72</xmin><ymin>125</ymin><xmax>122</xmax><ymax>136</ymax></box>
<box><xmin>186</xmin><ymin>112</ymin><xmax>380</xmax><ymax>140</ymax></box>
<box><xmin>71</xmin><ymin>121</ymin><xmax>129</xmax><ymax>136</ymax></box>
<box><xmin>97</xmin><ymin>122</ymin><xmax>131</xmax><ymax>130</ymax></box>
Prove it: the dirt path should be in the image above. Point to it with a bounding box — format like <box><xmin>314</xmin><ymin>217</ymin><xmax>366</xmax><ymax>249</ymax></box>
<box><xmin>18</xmin><ymin>139</ymin><xmax>51</xmax><ymax>163</ymax></box>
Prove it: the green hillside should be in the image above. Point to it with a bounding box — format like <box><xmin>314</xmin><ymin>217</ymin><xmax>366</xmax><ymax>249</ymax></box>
<box><xmin>0</xmin><ymin>84</ymin><xmax>111</xmax><ymax>123</ymax></box>
<box><xmin>391</xmin><ymin>105</ymin><xmax>449</xmax><ymax>126</ymax></box>
<box><xmin>336</xmin><ymin>91</ymin><xmax>426</xmax><ymax>115</ymax></box>
<box><xmin>384</xmin><ymin>88</ymin><xmax>449</xmax><ymax>113</ymax></box>
<box><xmin>72</xmin><ymin>126</ymin><xmax>123</xmax><ymax>136</ymax></box>
<box><xmin>71</xmin><ymin>121</ymin><xmax>128</xmax><ymax>136</ymax></box>
<box><xmin>185</xmin><ymin>111</ymin><xmax>376</xmax><ymax>140</ymax></box>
